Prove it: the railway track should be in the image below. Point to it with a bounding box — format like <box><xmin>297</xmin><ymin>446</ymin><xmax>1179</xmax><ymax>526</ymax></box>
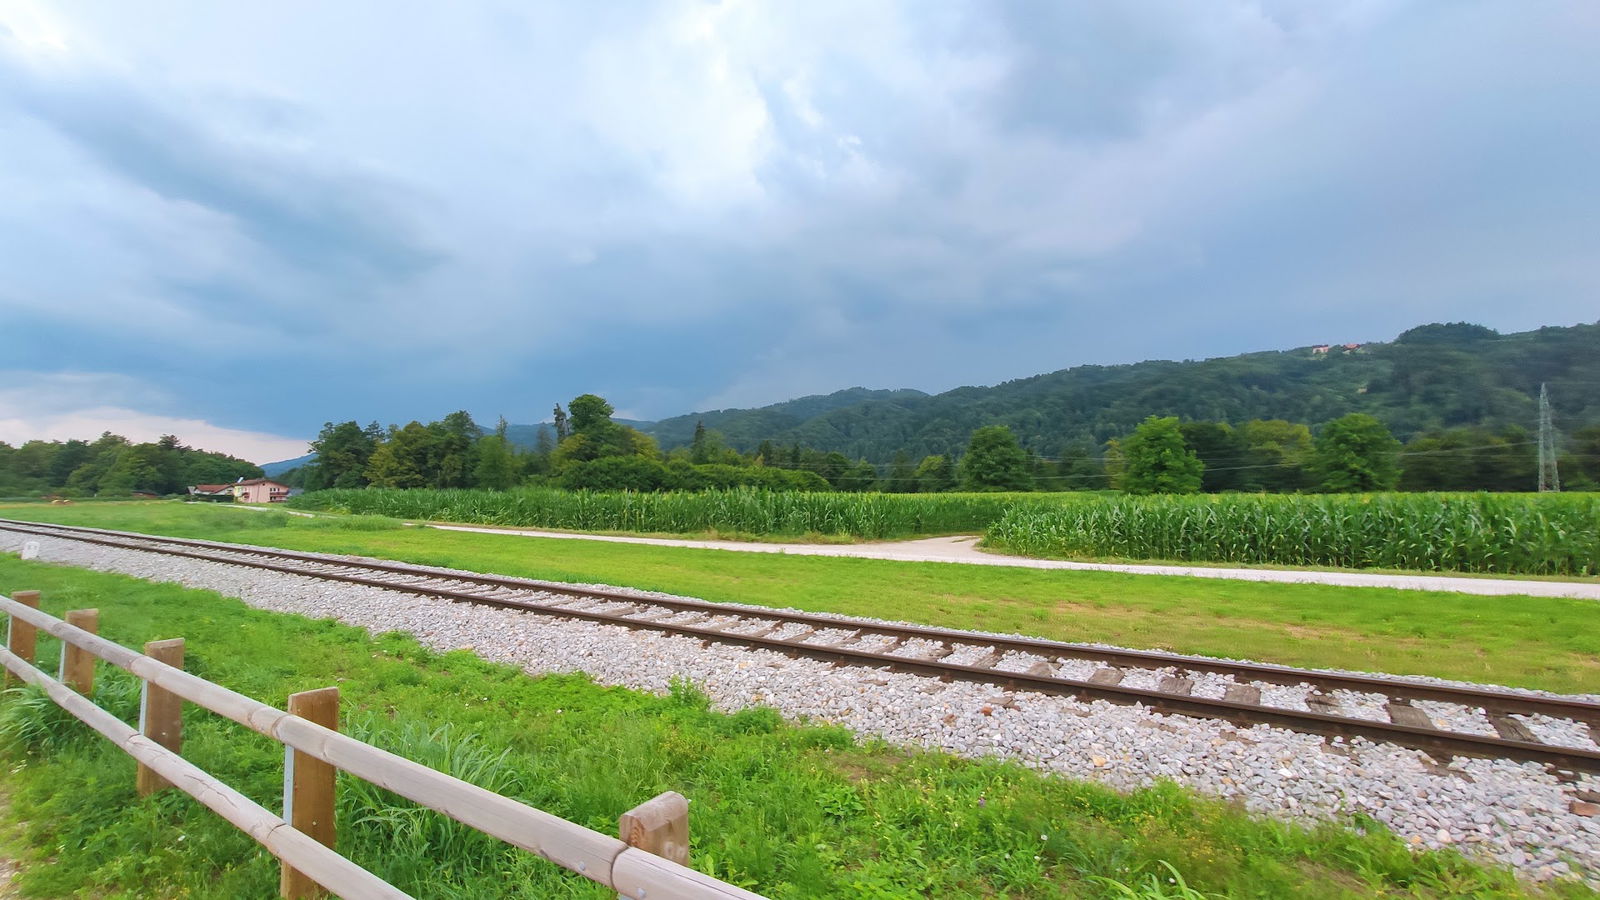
<box><xmin>4</xmin><ymin>517</ymin><xmax>1599</xmax><ymax>774</ymax></box>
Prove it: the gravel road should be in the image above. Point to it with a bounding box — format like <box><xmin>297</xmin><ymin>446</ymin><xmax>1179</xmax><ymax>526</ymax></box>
<box><xmin>423</xmin><ymin>526</ymin><xmax>1600</xmax><ymax>600</ymax></box>
<box><xmin>5</xmin><ymin>530</ymin><xmax>1597</xmax><ymax>888</ymax></box>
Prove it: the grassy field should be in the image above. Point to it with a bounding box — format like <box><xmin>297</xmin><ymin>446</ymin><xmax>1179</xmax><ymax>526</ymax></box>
<box><xmin>2</xmin><ymin>557</ymin><xmax>1594</xmax><ymax>898</ymax></box>
<box><xmin>3</xmin><ymin>502</ymin><xmax>1599</xmax><ymax>694</ymax></box>
<box><xmin>988</xmin><ymin>493</ymin><xmax>1600</xmax><ymax>577</ymax></box>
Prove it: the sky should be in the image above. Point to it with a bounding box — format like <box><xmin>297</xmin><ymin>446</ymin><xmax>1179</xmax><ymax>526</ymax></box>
<box><xmin>2</xmin><ymin>1</ymin><xmax>1598</xmax><ymax>463</ymax></box>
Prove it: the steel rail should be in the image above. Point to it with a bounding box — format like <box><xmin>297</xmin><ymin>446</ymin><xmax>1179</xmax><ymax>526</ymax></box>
<box><xmin>4</xmin><ymin>517</ymin><xmax>1598</xmax><ymax>772</ymax></box>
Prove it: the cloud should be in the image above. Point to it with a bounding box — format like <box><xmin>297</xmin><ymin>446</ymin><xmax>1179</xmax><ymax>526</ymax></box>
<box><xmin>0</xmin><ymin>0</ymin><xmax>1597</xmax><ymax>435</ymax></box>
<box><xmin>0</xmin><ymin>371</ymin><xmax>309</xmax><ymax>462</ymax></box>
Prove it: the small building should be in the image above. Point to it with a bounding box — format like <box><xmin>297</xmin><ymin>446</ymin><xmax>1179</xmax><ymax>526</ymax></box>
<box><xmin>1311</xmin><ymin>345</ymin><xmax>1331</xmax><ymax>354</ymax></box>
<box><xmin>188</xmin><ymin>484</ymin><xmax>235</xmax><ymax>501</ymax></box>
<box><xmin>232</xmin><ymin>478</ymin><xmax>291</xmax><ymax>503</ymax></box>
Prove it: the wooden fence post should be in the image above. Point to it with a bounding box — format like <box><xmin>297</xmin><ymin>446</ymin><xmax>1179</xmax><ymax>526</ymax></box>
<box><xmin>59</xmin><ymin>609</ymin><xmax>100</xmax><ymax>696</ymax></box>
<box><xmin>617</xmin><ymin>791</ymin><xmax>689</xmax><ymax>897</ymax></box>
<box><xmin>282</xmin><ymin>686</ymin><xmax>340</xmax><ymax>900</ymax></box>
<box><xmin>4</xmin><ymin>590</ymin><xmax>40</xmax><ymax>687</ymax></box>
<box><xmin>136</xmin><ymin>638</ymin><xmax>185</xmax><ymax>796</ymax></box>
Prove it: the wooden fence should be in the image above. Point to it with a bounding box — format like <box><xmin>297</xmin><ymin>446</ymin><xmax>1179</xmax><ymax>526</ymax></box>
<box><xmin>0</xmin><ymin>590</ymin><xmax>766</xmax><ymax>900</ymax></box>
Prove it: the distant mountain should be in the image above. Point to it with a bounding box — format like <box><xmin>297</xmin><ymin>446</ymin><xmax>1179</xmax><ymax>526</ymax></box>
<box><xmin>259</xmin><ymin>321</ymin><xmax>1600</xmax><ymax>472</ymax></box>
<box><xmin>638</xmin><ymin>322</ymin><xmax>1600</xmax><ymax>461</ymax></box>
<box><xmin>261</xmin><ymin>453</ymin><xmax>316</xmax><ymax>477</ymax></box>
<box><xmin>644</xmin><ymin>387</ymin><xmax>930</xmax><ymax>449</ymax></box>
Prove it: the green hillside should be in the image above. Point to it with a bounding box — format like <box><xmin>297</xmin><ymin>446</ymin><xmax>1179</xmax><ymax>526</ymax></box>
<box><xmin>642</xmin><ymin>322</ymin><xmax>1600</xmax><ymax>460</ymax></box>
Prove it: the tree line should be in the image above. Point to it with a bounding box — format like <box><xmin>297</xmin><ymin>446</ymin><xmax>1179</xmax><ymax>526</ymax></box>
<box><xmin>0</xmin><ymin>433</ymin><xmax>263</xmax><ymax>497</ymax></box>
<box><xmin>287</xmin><ymin>396</ymin><xmax>1600</xmax><ymax>495</ymax></box>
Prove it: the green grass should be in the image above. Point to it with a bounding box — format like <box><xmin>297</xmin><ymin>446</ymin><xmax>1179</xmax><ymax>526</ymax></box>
<box><xmin>987</xmin><ymin>493</ymin><xmax>1600</xmax><ymax>577</ymax></box>
<box><xmin>1</xmin><ymin>557</ymin><xmax>1594</xmax><ymax>898</ymax></box>
<box><xmin>4</xmin><ymin>502</ymin><xmax>1600</xmax><ymax>695</ymax></box>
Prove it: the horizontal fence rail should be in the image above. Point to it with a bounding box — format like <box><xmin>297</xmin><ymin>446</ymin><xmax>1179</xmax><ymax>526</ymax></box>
<box><xmin>0</xmin><ymin>591</ymin><xmax>765</xmax><ymax>900</ymax></box>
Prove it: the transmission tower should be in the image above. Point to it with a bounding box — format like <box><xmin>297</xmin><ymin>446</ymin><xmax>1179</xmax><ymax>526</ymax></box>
<box><xmin>1538</xmin><ymin>383</ymin><xmax>1561</xmax><ymax>492</ymax></box>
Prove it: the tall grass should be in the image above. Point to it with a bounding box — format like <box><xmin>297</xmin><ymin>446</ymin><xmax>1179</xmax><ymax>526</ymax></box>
<box><xmin>986</xmin><ymin>492</ymin><xmax>1600</xmax><ymax>576</ymax></box>
<box><xmin>291</xmin><ymin>487</ymin><xmax>1061</xmax><ymax>539</ymax></box>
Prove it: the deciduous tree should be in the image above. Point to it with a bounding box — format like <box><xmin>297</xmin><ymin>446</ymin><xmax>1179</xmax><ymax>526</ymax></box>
<box><xmin>1118</xmin><ymin>417</ymin><xmax>1204</xmax><ymax>494</ymax></box>
<box><xmin>959</xmin><ymin>426</ymin><xmax>1033</xmax><ymax>491</ymax></box>
<box><xmin>1312</xmin><ymin>413</ymin><xmax>1400</xmax><ymax>492</ymax></box>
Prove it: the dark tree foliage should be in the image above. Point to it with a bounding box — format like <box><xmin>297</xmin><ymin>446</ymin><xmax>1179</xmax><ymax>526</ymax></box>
<box><xmin>0</xmin><ymin>432</ymin><xmax>261</xmax><ymax>497</ymax></box>
<box><xmin>1052</xmin><ymin>442</ymin><xmax>1105</xmax><ymax>491</ymax></box>
<box><xmin>1119</xmin><ymin>417</ymin><xmax>1204</xmax><ymax>494</ymax></box>
<box><xmin>304</xmin><ymin>421</ymin><xmax>378</xmax><ymax>490</ymax></box>
<box><xmin>959</xmin><ymin>426</ymin><xmax>1033</xmax><ymax>491</ymax></box>
<box><xmin>885</xmin><ymin>450</ymin><xmax>917</xmax><ymax>493</ymax></box>
<box><xmin>1398</xmin><ymin>427</ymin><xmax>1536</xmax><ymax>492</ymax></box>
<box><xmin>1561</xmin><ymin>425</ymin><xmax>1600</xmax><ymax>491</ymax></box>
<box><xmin>550</xmin><ymin>395</ymin><xmax>657</xmax><ymax>466</ymax></box>
<box><xmin>914</xmin><ymin>454</ymin><xmax>956</xmax><ymax>493</ymax></box>
<box><xmin>1178</xmin><ymin>421</ymin><xmax>1247</xmax><ymax>492</ymax></box>
<box><xmin>1312</xmin><ymin>414</ymin><xmax>1400</xmax><ymax>492</ymax></box>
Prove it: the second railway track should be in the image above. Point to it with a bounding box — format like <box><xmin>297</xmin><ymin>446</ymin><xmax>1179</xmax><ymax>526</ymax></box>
<box><xmin>3</xmin><ymin>516</ymin><xmax>1598</xmax><ymax>774</ymax></box>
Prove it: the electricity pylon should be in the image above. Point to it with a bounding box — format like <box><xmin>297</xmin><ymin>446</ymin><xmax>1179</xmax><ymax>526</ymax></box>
<box><xmin>1538</xmin><ymin>383</ymin><xmax>1561</xmax><ymax>492</ymax></box>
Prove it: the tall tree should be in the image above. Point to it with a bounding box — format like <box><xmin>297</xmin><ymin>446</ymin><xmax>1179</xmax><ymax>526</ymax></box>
<box><xmin>550</xmin><ymin>394</ymin><xmax>658</xmax><ymax>467</ymax></box>
<box><xmin>552</xmin><ymin>404</ymin><xmax>570</xmax><ymax>441</ymax></box>
<box><xmin>1119</xmin><ymin>416</ymin><xmax>1204</xmax><ymax>494</ymax></box>
<box><xmin>430</xmin><ymin>410</ymin><xmax>482</xmax><ymax>488</ymax></box>
<box><xmin>913</xmin><ymin>454</ymin><xmax>955</xmax><ymax>493</ymax></box>
<box><xmin>1312</xmin><ymin>413</ymin><xmax>1400</xmax><ymax>492</ymax></box>
<box><xmin>886</xmin><ymin>450</ymin><xmax>916</xmax><ymax>492</ymax></box>
<box><xmin>959</xmin><ymin>426</ymin><xmax>1033</xmax><ymax>491</ymax></box>
<box><xmin>690</xmin><ymin>420</ymin><xmax>711</xmax><ymax>464</ymax></box>
<box><xmin>472</xmin><ymin>433</ymin><xmax>517</xmax><ymax>490</ymax></box>
<box><xmin>365</xmin><ymin>422</ymin><xmax>437</xmax><ymax>488</ymax></box>
<box><xmin>305</xmin><ymin>421</ymin><xmax>377</xmax><ymax>490</ymax></box>
<box><xmin>1238</xmin><ymin>420</ymin><xmax>1313</xmax><ymax>492</ymax></box>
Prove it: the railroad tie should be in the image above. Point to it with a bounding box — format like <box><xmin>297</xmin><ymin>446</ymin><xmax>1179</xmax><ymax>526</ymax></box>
<box><xmin>1385</xmin><ymin>700</ymin><xmax>1436</xmax><ymax>730</ymax></box>
<box><xmin>1488</xmin><ymin>712</ymin><xmax>1539</xmax><ymax>744</ymax></box>
<box><xmin>1088</xmin><ymin>667</ymin><xmax>1124</xmax><ymax>686</ymax></box>
<box><xmin>1025</xmin><ymin>661</ymin><xmax>1057</xmax><ymax>678</ymax></box>
<box><xmin>1157</xmin><ymin>676</ymin><xmax>1194</xmax><ymax>696</ymax></box>
<box><xmin>1306</xmin><ymin>691</ymin><xmax>1341</xmax><ymax>715</ymax></box>
<box><xmin>967</xmin><ymin>649</ymin><xmax>1002</xmax><ymax>669</ymax></box>
<box><xmin>1223</xmin><ymin>684</ymin><xmax>1262</xmax><ymax>705</ymax></box>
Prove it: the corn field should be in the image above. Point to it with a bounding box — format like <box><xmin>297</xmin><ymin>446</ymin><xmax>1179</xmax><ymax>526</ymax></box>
<box><xmin>985</xmin><ymin>493</ymin><xmax>1600</xmax><ymax>575</ymax></box>
<box><xmin>290</xmin><ymin>487</ymin><xmax>1059</xmax><ymax>539</ymax></box>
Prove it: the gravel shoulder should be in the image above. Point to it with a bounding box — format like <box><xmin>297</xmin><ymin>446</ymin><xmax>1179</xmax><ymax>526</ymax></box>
<box><xmin>424</xmin><ymin>525</ymin><xmax>1600</xmax><ymax>600</ymax></box>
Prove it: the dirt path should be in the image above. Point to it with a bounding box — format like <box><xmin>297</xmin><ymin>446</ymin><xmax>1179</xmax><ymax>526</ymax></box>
<box><xmin>424</xmin><ymin>525</ymin><xmax>1600</xmax><ymax>600</ymax></box>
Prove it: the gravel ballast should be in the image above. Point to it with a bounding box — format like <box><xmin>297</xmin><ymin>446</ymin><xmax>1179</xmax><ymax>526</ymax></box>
<box><xmin>4</xmin><ymin>529</ymin><xmax>1597</xmax><ymax>888</ymax></box>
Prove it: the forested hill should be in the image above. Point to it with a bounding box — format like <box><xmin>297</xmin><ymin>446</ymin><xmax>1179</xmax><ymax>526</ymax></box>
<box><xmin>642</xmin><ymin>322</ymin><xmax>1600</xmax><ymax>461</ymax></box>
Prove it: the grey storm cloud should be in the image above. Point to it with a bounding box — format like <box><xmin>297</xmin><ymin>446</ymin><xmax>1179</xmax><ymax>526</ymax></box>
<box><xmin>1</xmin><ymin>52</ymin><xmax>440</xmax><ymax>281</ymax></box>
<box><xmin>0</xmin><ymin>0</ymin><xmax>1597</xmax><ymax>448</ymax></box>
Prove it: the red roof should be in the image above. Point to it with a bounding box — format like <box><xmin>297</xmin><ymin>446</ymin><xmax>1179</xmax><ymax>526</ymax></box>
<box><xmin>192</xmin><ymin>484</ymin><xmax>233</xmax><ymax>492</ymax></box>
